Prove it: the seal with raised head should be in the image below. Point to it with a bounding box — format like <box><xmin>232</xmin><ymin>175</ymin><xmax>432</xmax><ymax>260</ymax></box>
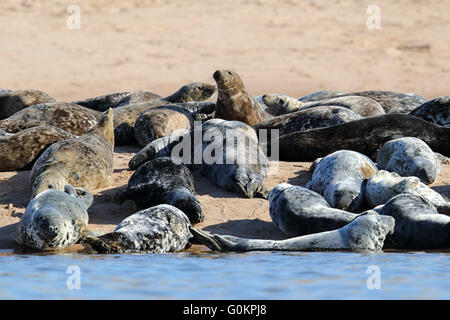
<box><xmin>379</xmin><ymin>194</ymin><xmax>450</xmax><ymax>249</ymax></box>
<box><xmin>377</xmin><ymin>137</ymin><xmax>441</xmax><ymax>184</ymax></box>
<box><xmin>214</xmin><ymin>70</ymin><xmax>266</xmax><ymax>125</ymax></box>
<box><xmin>0</xmin><ymin>89</ymin><xmax>55</xmax><ymax>120</ymax></box>
<box><xmin>298</xmin><ymin>96</ymin><xmax>386</xmax><ymax>117</ymax></box>
<box><xmin>269</xmin><ymin>183</ymin><xmax>358</xmax><ymax>237</ymax></box>
<box><xmin>0</xmin><ymin>126</ymin><xmax>75</xmax><ymax>171</ymax></box>
<box><xmin>30</xmin><ymin>108</ymin><xmax>114</xmax><ymax>198</ymax></box>
<box><xmin>115</xmin><ymin>157</ymin><xmax>203</xmax><ymax>224</ymax></box>
<box><xmin>364</xmin><ymin>170</ymin><xmax>450</xmax><ymax>215</ymax></box>
<box><xmin>307</xmin><ymin>150</ymin><xmax>378</xmax><ymax>211</ymax></box>
<box><xmin>82</xmin><ymin>204</ymin><xmax>193</xmax><ymax>253</ymax></box>
<box><xmin>409</xmin><ymin>96</ymin><xmax>450</xmax><ymax>127</ymax></box>
<box><xmin>191</xmin><ymin>212</ymin><xmax>395</xmax><ymax>253</ymax></box>
<box><xmin>15</xmin><ymin>185</ymin><xmax>93</xmax><ymax>251</ymax></box>
<box><xmin>0</xmin><ymin>102</ymin><xmax>100</xmax><ymax>136</ymax></box>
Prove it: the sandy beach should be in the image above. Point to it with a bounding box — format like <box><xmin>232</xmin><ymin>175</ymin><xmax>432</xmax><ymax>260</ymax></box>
<box><xmin>0</xmin><ymin>0</ymin><xmax>449</xmax><ymax>252</ymax></box>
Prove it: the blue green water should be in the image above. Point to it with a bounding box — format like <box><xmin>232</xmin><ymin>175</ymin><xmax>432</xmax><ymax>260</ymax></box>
<box><xmin>0</xmin><ymin>250</ymin><xmax>448</xmax><ymax>299</ymax></box>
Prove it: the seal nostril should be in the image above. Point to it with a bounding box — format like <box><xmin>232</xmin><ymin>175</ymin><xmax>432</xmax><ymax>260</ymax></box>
<box><xmin>48</xmin><ymin>184</ymin><xmax>54</xmax><ymax>189</ymax></box>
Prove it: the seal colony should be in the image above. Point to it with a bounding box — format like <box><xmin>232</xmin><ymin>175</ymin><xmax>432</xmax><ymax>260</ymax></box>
<box><xmin>2</xmin><ymin>69</ymin><xmax>449</xmax><ymax>253</ymax></box>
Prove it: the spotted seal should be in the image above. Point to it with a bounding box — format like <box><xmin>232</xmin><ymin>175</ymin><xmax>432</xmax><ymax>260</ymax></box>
<box><xmin>0</xmin><ymin>126</ymin><xmax>75</xmax><ymax>171</ymax></box>
<box><xmin>115</xmin><ymin>157</ymin><xmax>203</xmax><ymax>224</ymax></box>
<box><xmin>191</xmin><ymin>212</ymin><xmax>395</xmax><ymax>253</ymax></box>
<box><xmin>269</xmin><ymin>183</ymin><xmax>358</xmax><ymax>237</ymax></box>
<box><xmin>409</xmin><ymin>96</ymin><xmax>449</xmax><ymax>127</ymax></box>
<box><xmin>133</xmin><ymin>105</ymin><xmax>195</xmax><ymax>147</ymax></box>
<box><xmin>273</xmin><ymin>114</ymin><xmax>450</xmax><ymax>161</ymax></box>
<box><xmin>82</xmin><ymin>204</ymin><xmax>192</xmax><ymax>253</ymax></box>
<box><xmin>377</xmin><ymin>137</ymin><xmax>441</xmax><ymax>184</ymax></box>
<box><xmin>213</xmin><ymin>70</ymin><xmax>266</xmax><ymax>125</ymax></box>
<box><xmin>307</xmin><ymin>150</ymin><xmax>378</xmax><ymax>211</ymax></box>
<box><xmin>0</xmin><ymin>89</ymin><xmax>55</xmax><ymax>120</ymax></box>
<box><xmin>30</xmin><ymin>108</ymin><xmax>114</xmax><ymax>198</ymax></box>
<box><xmin>379</xmin><ymin>194</ymin><xmax>450</xmax><ymax>249</ymax></box>
<box><xmin>364</xmin><ymin>170</ymin><xmax>450</xmax><ymax>215</ymax></box>
<box><xmin>0</xmin><ymin>102</ymin><xmax>100</xmax><ymax>136</ymax></box>
<box><xmin>15</xmin><ymin>185</ymin><xmax>93</xmax><ymax>251</ymax></box>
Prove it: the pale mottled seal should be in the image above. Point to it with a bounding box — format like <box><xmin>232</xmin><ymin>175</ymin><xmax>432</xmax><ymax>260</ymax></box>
<box><xmin>253</xmin><ymin>106</ymin><xmax>362</xmax><ymax>137</ymax></box>
<box><xmin>0</xmin><ymin>102</ymin><xmax>100</xmax><ymax>136</ymax></box>
<box><xmin>115</xmin><ymin>157</ymin><xmax>203</xmax><ymax>224</ymax></box>
<box><xmin>379</xmin><ymin>194</ymin><xmax>450</xmax><ymax>249</ymax></box>
<box><xmin>214</xmin><ymin>70</ymin><xmax>266</xmax><ymax>125</ymax></box>
<box><xmin>298</xmin><ymin>96</ymin><xmax>385</xmax><ymax>117</ymax></box>
<box><xmin>307</xmin><ymin>150</ymin><xmax>378</xmax><ymax>211</ymax></box>
<box><xmin>260</xmin><ymin>94</ymin><xmax>303</xmax><ymax>116</ymax></box>
<box><xmin>191</xmin><ymin>212</ymin><xmax>395</xmax><ymax>253</ymax></box>
<box><xmin>272</xmin><ymin>114</ymin><xmax>450</xmax><ymax>161</ymax></box>
<box><xmin>0</xmin><ymin>126</ymin><xmax>75</xmax><ymax>171</ymax></box>
<box><xmin>364</xmin><ymin>170</ymin><xmax>450</xmax><ymax>215</ymax></box>
<box><xmin>269</xmin><ymin>183</ymin><xmax>358</xmax><ymax>237</ymax></box>
<box><xmin>377</xmin><ymin>137</ymin><xmax>441</xmax><ymax>184</ymax></box>
<box><xmin>82</xmin><ymin>204</ymin><xmax>192</xmax><ymax>254</ymax></box>
<box><xmin>298</xmin><ymin>90</ymin><xmax>348</xmax><ymax>102</ymax></box>
<box><xmin>410</xmin><ymin>96</ymin><xmax>449</xmax><ymax>127</ymax></box>
<box><xmin>133</xmin><ymin>105</ymin><xmax>194</xmax><ymax>147</ymax></box>
<box><xmin>0</xmin><ymin>89</ymin><xmax>55</xmax><ymax>120</ymax></box>
<box><xmin>15</xmin><ymin>185</ymin><xmax>93</xmax><ymax>251</ymax></box>
<box><xmin>30</xmin><ymin>109</ymin><xmax>114</xmax><ymax>198</ymax></box>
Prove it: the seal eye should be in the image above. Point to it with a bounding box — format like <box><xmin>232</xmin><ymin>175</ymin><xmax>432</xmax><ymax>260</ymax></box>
<box><xmin>227</xmin><ymin>71</ymin><xmax>232</xmax><ymax>76</ymax></box>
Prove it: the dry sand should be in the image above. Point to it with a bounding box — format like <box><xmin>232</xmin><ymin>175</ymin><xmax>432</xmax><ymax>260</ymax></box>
<box><xmin>0</xmin><ymin>0</ymin><xmax>449</xmax><ymax>252</ymax></box>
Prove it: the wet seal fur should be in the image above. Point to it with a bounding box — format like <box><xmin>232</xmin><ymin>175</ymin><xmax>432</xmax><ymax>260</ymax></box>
<box><xmin>272</xmin><ymin>114</ymin><xmax>450</xmax><ymax>161</ymax></box>
<box><xmin>307</xmin><ymin>150</ymin><xmax>378</xmax><ymax>211</ymax></box>
<box><xmin>379</xmin><ymin>194</ymin><xmax>450</xmax><ymax>249</ymax></box>
<box><xmin>0</xmin><ymin>89</ymin><xmax>55</xmax><ymax>120</ymax></box>
<box><xmin>0</xmin><ymin>102</ymin><xmax>100</xmax><ymax>136</ymax></box>
<box><xmin>409</xmin><ymin>96</ymin><xmax>450</xmax><ymax>127</ymax></box>
<box><xmin>377</xmin><ymin>137</ymin><xmax>441</xmax><ymax>184</ymax></box>
<box><xmin>364</xmin><ymin>170</ymin><xmax>450</xmax><ymax>215</ymax></box>
<box><xmin>214</xmin><ymin>70</ymin><xmax>266</xmax><ymax>125</ymax></box>
<box><xmin>82</xmin><ymin>204</ymin><xmax>192</xmax><ymax>253</ymax></box>
<box><xmin>269</xmin><ymin>183</ymin><xmax>358</xmax><ymax>237</ymax></box>
<box><xmin>115</xmin><ymin>157</ymin><xmax>204</xmax><ymax>224</ymax></box>
<box><xmin>0</xmin><ymin>126</ymin><xmax>75</xmax><ymax>171</ymax></box>
<box><xmin>15</xmin><ymin>185</ymin><xmax>93</xmax><ymax>251</ymax></box>
<box><xmin>191</xmin><ymin>212</ymin><xmax>395</xmax><ymax>253</ymax></box>
<box><xmin>30</xmin><ymin>108</ymin><xmax>114</xmax><ymax>198</ymax></box>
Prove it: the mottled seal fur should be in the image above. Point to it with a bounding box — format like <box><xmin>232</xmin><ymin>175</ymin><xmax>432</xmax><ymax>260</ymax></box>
<box><xmin>269</xmin><ymin>183</ymin><xmax>358</xmax><ymax>236</ymax></box>
<box><xmin>307</xmin><ymin>150</ymin><xmax>378</xmax><ymax>211</ymax></box>
<box><xmin>0</xmin><ymin>126</ymin><xmax>75</xmax><ymax>171</ymax></box>
<box><xmin>379</xmin><ymin>194</ymin><xmax>450</xmax><ymax>249</ymax></box>
<box><xmin>272</xmin><ymin>114</ymin><xmax>450</xmax><ymax>161</ymax></box>
<box><xmin>133</xmin><ymin>105</ymin><xmax>194</xmax><ymax>147</ymax></box>
<box><xmin>115</xmin><ymin>157</ymin><xmax>203</xmax><ymax>224</ymax></box>
<box><xmin>299</xmin><ymin>96</ymin><xmax>385</xmax><ymax>117</ymax></box>
<box><xmin>214</xmin><ymin>70</ymin><xmax>266</xmax><ymax>125</ymax></box>
<box><xmin>30</xmin><ymin>109</ymin><xmax>114</xmax><ymax>198</ymax></box>
<box><xmin>253</xmin><ymin>106</ymin><xmax>362</xmax><ymax>137</ymax></box>
<box><xmin>0</xmin><ymin>102</ymin><xmax>100</xmax><ymax>136</ymax></box>
<box><xmin>364</xmin><ymin>170</ymin><xmax>450</xmax><ymax>215</ymax></box>
<box><xmin>82</xmin><ymin>204</ymin><xmax>192</xmax><ymax>254</ymax></box>
<box><xmin>15</xmin><ymin>185</ymin><xmax>93</xmax><ymax>251</ymax></box>
<box><xmin>298</xmin><ymin>90</ymin><xmax>348</xmax><ymax>102</ymax></box>
<box><xmin>260</xmin><ymin>94</ymin><xmax>303</xmax><ymax>116</ymax></box>
<box><xmin>191</xmin><ymin>212</ymin><xmax>395</xmax><ymax>253</ymax></box>
<box><xmin>0</xmin><ymin>89</ymin><xmax>55</xmax><ymax>120</ymax></box>
<box><xmin>410</xmin><ymin>96</ymin><xmax>450</xmax><ymax>127</ymax></box>
<box><xmin>377</xmin><ymin>137</ymin><xmax>441</xmax><ymax>184</ymax></box>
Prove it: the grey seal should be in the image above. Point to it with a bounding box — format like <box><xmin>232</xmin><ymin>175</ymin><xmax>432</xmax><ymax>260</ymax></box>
<box><xmin>82</xmin><ymin>204</ymin><xmax>192</xmax><ymax>253</ymax></box>
<box><xmin>115</xmin><ymin>157</ymin><xmax>203</xmax><ymax>224</ymax></box>
<box><xmin>0</xmin><ymin>89</ymin><xmax>55</xmax><ymax>120</ymax></box>
<box><xmin>30</xmin><ymin>109</ymin><xmax>114</xmax><ymax>198</ymax></box>
<box><xmin>298</xmin><ymin>90</ymin><xmax>348</xmax><ymax>102</ymax></box>
<box><xmin>260</xmin><ymin>94</ymin><xmax>303</xmax><ymax>116</ymax></box>
<box><xmin>298</xmin><ymin>96</ymin><xmax>385</xmax><ymax>117</ymax></box>
<box><xmin>377</xmin><ymin>137</ymin><xmax>441</xmax><ymax>184</ymax></box>
<box><xmin>379</xmin><ymin>194</ymin><xmax>450</xmax><ymax>249</ymax></box>
<box><xmin>15</xmin><ymin>185</ymin><xmax>93</xmax><ymax>251</ymax></box>
<box><xmin>364</xmin><ymin>170</ymin><xmax>450</xmax><ymax>215</ymax></box>
<box><xmin>409</xmin><ymin>96</ymin><xmax>449</xmax><ymax>127</ymax></box>
<box><xmin>307</xmin><ymin>150</ymin><xmax>378</xmax><ymax>211</ymax></box>
<box><xmin>191</xmin><ymin>213</ymin><xmax>395</xmax><ymax>253</ymax></box>
<box><xmin>269</xmin><ymin>183</ymin><xmax>358</xmax><ymax>237</ymax></box>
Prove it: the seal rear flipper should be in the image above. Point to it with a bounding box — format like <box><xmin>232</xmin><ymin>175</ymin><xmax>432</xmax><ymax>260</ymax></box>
<box><xmin>189</xmin><ymin>227</ymin><xmax>222</xmax><ymax>251</ymax></box>
<box><xmin>80</xmin><ymin>234</ymin><xmax>124</xmax><ymax>254</ymax></box>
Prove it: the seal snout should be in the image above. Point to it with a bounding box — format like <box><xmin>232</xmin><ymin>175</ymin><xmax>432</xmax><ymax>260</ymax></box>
<box><xmin>36</xmin><ymin>216</ymin><xmax>60</xmax><ymax>241</ymax></box>
<box><xmin>213</xmin><ymin>70</ymin><xmax>222</xmax><ymax>81</ymax></box>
